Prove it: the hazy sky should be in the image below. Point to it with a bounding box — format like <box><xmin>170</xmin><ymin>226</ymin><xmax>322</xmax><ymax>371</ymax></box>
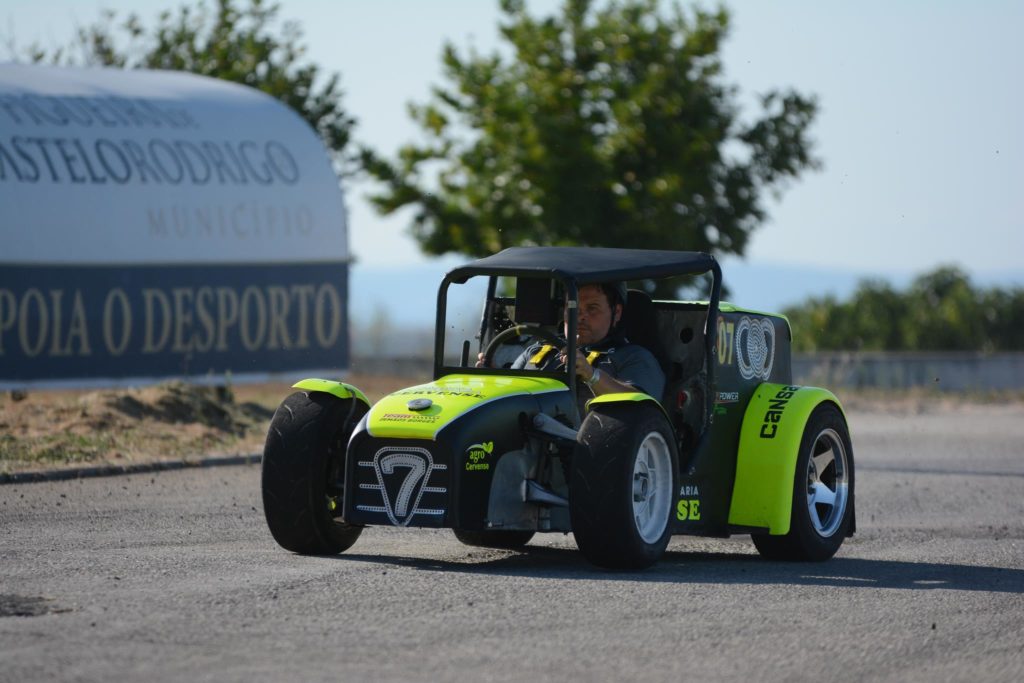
<box><xmin>5</xmin><ymin>0</ymin><xmax>1023</xmax><ymax>279</ymax></box>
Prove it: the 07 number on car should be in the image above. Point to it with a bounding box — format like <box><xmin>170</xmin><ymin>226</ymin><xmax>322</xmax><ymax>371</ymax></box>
<box><xmin>717</xmin><ymin>317</ymin><xmax>735</xmax><ymax>365</ymax></box>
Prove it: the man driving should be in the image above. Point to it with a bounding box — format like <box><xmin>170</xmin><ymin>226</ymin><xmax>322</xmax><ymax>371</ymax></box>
<box><xmin>508</xmin><ymin>282</ymin><xmax>665</xmax><ymax>401</ymax></box>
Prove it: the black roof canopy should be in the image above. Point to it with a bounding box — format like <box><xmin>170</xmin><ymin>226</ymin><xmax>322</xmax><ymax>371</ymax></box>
<box><xmin>446</xmin><ymin>247</ymin><xmax>718</xmax><ymax>285</ymax></box>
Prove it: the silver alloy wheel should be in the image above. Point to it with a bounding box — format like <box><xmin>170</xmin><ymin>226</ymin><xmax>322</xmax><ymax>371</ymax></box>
<box><xmin>632</xmin><ymin>431</ymin><xmax>673</xmax><ymax>544</ymax></box>
<box><xmin>806</xmin><ymin>427</ymin><xmax>849</xmax><ymax>537</ymax></box>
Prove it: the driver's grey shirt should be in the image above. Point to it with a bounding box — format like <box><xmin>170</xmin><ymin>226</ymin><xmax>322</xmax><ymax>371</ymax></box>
<box><xmin>512</xmin><ymin>340</ymin><xmax>665</xmax><ymax>401</ymax></box>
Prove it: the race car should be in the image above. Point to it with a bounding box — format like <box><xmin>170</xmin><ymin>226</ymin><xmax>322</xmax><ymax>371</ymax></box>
<box><xmin>261</xmin><ymin>247</ymin><xmax>855</xmax><ymax>569</ymax></box>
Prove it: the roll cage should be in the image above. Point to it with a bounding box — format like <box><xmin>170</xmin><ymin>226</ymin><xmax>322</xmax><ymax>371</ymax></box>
<box><xmin>434</xmin><ymin>246</ymin><xmax>723</xmax><ymax>423</ymax></box>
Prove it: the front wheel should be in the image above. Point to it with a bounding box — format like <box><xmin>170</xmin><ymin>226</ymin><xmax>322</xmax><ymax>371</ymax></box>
<box><xmin>570</xmin><ymin>403</ymin><xmax>679</xmax><ymax>570</ymax></box>
<box><xmin>752</xmin><ymin>403</ymin><xmax>855</xmax><ymax>561</ymax></box>
<box><xmin>261</xmin><ymin>391</ymin><xmax>368</xmax><ymax>555</ymax></box>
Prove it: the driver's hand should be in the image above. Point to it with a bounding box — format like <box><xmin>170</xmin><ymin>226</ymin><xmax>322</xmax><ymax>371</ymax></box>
<box><xmin>573</xmin><ymin>348</ymin><xmax>594</xmax><ymax>381</ymax></box>
<box><xmin>557</xmin><ymin>348</ymin><xmax>595</xmax><ymax>382</ymax></box>
<box><xmin>475</xmin><ymin>352</ymin><xmax>487</xmax><ymax>368</ymax></box>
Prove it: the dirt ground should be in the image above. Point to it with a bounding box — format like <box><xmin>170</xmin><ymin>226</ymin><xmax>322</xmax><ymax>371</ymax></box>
<box><xmin>0</xmin><ymin>374</ymin><xmax>424</xmax><ymax>475</ymax></box>
<box><xmin>0</xmin><ymin>374</ymin><xmax>1019</xmax><ymax>475</ymax></box>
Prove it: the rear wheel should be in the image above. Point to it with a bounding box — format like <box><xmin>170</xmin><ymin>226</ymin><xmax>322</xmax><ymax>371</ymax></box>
<box><xmin>261</xmin><ymin>391</ymin><xmax>367</xmax><ymax>555</ymax></box>
<box><xmin>752</xmin><ymin>403</ymin><xmax>854</xmax><ymax>561</ymax></box>
<box><xmin>452</xmin><ymin>529</ymin><xmax>535</xmax><ymax>550</ymax></box>
<box><xmin>570</xmin><ymin>403</ymin><xmax>678</xmax><ymax>570</ymax></box>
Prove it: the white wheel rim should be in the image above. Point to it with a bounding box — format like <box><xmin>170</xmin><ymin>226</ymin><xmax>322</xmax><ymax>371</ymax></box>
<box><xmin>632</xmin><ymin>431</ymin><xmax>673</xmax><ymax>544</ymax></box>
<box><xmin>805</xmin><ymin>427</ymin><xmax>849</xmax><ymax>537</ymax></box>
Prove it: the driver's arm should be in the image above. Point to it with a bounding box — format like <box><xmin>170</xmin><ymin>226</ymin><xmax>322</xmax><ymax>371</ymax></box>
<box><xmin>568</xmin><ymin>348</ymin><xmax>636</xmax><ymax>395</ymax></box>
<box><xmin>580</xmin><ymin>364</ymin><xmax>639</xmax><ymax>395</ymax></box>
<box><xmin>569</xmin><ymin>347</ymin><xmax>665</xmax><ymax>398</ymax></box>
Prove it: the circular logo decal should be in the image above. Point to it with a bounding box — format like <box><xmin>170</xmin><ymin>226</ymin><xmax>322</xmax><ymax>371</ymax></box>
<box><xmin>735</xmin><ymin>316</ymin><xmax>775</xmax><ymax>381</ymax></box>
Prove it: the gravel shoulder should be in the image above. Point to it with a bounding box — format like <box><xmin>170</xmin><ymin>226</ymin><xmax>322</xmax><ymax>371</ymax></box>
<box><xmin>0</xmin><ymin>374</ymin><xmax>424</xmax><ymax>478</ymax></box>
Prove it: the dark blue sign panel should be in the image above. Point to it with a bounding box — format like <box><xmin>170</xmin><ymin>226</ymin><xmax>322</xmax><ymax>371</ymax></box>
<box><xmin>0</xmin><ymin>262</ymin><xmax>348</xmax><ymax>384</ymax></box>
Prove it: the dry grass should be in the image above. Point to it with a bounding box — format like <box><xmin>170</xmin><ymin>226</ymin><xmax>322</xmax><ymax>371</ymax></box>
<box><xmin>0</xmin><ymin>373</ymin><xmax>425</xmax><ymax>475</ymax></box>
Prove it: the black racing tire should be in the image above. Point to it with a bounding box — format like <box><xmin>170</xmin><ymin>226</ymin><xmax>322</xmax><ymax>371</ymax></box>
<box><xmin>261</xmin><ymin>391</ymin><xmax>368</xmax><ymax>555</ymax></box>
<box><xmin>452</xmin><ymin>529</ymin><xmax>535</xmax><ymax>550</ymax></box>
<box><xmin>570</xmin><ymin>403</ymin><xmax>679</xmax><ymax>570</ymax></box>
<box><xmin>752</xmin><ymin>403</ymin><xmax>855</xmax><ymax>562</ymax></box>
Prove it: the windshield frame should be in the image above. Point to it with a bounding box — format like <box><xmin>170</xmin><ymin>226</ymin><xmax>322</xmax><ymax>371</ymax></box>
<box><xmin>433</xmin><ymin>254</ymin><xmax>723</xmax><ymax>424</ymax></box>
<box><xmin>433</xmin><ymin>274</ymin><xmax>579</xmax><ymax>388</ymax></box>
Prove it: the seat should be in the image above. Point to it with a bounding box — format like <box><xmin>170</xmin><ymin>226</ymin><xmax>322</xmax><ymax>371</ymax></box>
<box><xmin>621</xmin><ymin>289</ymin><xmax>670</xmax><ymax>375</ymax></box>
<box><xmin>623</xmin><ymin>295</ymin><xmax>705</xmax><ymax>452</ymax></box>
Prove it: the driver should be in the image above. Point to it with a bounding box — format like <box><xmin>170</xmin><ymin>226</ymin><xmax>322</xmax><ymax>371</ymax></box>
<box><xmin>486</xmin><ymin>282</ymin><xmax>665</xmax><ymax>403</ymax></box>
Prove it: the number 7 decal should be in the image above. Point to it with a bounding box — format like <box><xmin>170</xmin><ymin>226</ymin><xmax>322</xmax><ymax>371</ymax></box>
<box><xmin>379</xmin><ymin>452</ymin><xmax>427</xmax><ymax>519</ymax></box>
<box><xmin>365</xmin><ymin>447</ymin><xmax>447</xmax><ymax>526</ymax></box>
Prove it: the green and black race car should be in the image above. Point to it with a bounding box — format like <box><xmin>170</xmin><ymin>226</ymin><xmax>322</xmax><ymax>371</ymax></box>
<box><xmin>261</xmin><ymin>247</ymin><xmax>855</xmax><ymax>570</ymax></box>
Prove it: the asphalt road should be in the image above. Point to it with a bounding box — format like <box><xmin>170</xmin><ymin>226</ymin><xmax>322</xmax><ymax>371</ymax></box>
<box><xmin>2</xmin><ymin>405</ymin><xmax>1023</xmax><ymax>683</ymax></box>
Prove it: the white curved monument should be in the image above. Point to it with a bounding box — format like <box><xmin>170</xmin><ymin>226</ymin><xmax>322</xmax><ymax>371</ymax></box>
<box><xmin>0</xmin><ymin>64</ymin><xmax>350</xmax><ymax>387</ymax></box>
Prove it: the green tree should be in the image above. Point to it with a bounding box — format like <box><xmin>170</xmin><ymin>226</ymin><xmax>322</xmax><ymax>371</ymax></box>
<box><xmin>17</xmin><ymin>0</ymin><xmax>355</xmax><ymax>174</ymax></box>
<box><xmin>842</xmin><ymin>280</ymin><xmax>910</xmax><ymax>350</ymax></box>
<box><xmin>980</xmin><ymin>288</ymin><xmax>1024</xmax><ymax>351</ymax></box>
<box><xmin>904</xmin><ymin>267</ymin><xmax>983</xmax><ymax>351</ymax></box>
<box><xmin>361</xmin><ymin>0</ymin><xmax>819</xmax><ymax>294</ymax></box>
<box><xmin>785</xmin><ymin>265</ymin><xmax>1024</xmax><ymax>352</ymax></box>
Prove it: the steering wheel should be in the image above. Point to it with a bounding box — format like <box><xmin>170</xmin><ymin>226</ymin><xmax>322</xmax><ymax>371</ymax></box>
<box><xmin>482</xmin><ymin>324</ymin><xmax>564</xmax><ymax>368</ymax></box>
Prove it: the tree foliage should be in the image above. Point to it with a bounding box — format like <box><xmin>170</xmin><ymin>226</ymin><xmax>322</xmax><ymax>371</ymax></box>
<box><xmin>784</xmin><ymin>266</ymin><xmax>1024</xmax><ymax>352</ymax></box>
<box><xmin>17</xmin><ymin>0</ymin><xmax>355</xmax><ymax>173</ymax></box>
<box><xmin>362</xmin><ymin>0</ymin><xmax>820</xmax><ymax>293</ymax></box>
